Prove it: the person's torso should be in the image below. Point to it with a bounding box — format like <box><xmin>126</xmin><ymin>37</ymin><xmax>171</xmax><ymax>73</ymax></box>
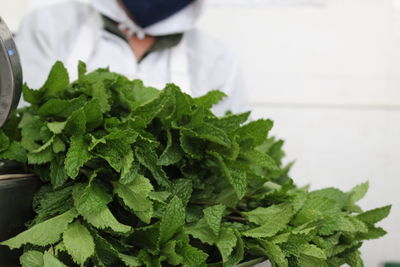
<box><xmin>16</xmin><ymin>1</ymin><xmax>245</xmax><ymax>114</ymax></box>
<box><xmin>64</xmin><ymin>5</ymin><xmax>190</xmax><ymax>91</ymax></box>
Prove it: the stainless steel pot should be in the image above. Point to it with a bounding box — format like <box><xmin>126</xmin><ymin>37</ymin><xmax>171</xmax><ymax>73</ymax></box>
<box><xmin>0</xmin><ymin>16</ymin><xmax>22</xmax><ymax>128</ymax></box>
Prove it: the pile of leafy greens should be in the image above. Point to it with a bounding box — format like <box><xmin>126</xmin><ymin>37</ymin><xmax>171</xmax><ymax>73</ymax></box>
<box><xmin>0</xmin><ymin>62</ymin><xmax>390</xmax><ymax>267</ymax></box>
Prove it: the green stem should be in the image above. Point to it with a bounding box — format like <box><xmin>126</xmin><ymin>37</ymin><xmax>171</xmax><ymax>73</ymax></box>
<box><xmin>224</xmin><ymin>216</ymin><xmax>246</xmax><ymax>223</ymax></box>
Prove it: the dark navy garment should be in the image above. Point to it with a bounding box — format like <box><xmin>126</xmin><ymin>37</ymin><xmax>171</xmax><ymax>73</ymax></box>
<box><xmin>120</xmin><ymin>0</ymin><xmax>195</xmax><ymax>28</ymax></box>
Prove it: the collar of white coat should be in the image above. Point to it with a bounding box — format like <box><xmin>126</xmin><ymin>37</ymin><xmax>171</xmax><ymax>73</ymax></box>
<box><xmin>89</xmin><ymin>0</ymin><xmax>204</xmax><ymax>37</ymax></box>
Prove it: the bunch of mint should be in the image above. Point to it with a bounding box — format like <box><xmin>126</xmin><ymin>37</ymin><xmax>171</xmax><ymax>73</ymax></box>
<box><xmin>0</xmin><ymin>62</ymin><xmax>390</xmax><ymax>267</ymax></box>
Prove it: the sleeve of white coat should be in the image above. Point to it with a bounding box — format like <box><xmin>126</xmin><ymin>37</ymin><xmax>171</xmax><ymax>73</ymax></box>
<box><xmin>15</xmin><ymin>9</ymin><xmax>61</xmax><ymax>91</ymax></box>
<box><xmin>15</xmin><ymin>2</ymin><xmax>89</xmax><ymax>92</ymax></box>
<box><xmin>212</xmin><ymin>56</ymin><xmax>251</xmax><ymax>116</ymax></box>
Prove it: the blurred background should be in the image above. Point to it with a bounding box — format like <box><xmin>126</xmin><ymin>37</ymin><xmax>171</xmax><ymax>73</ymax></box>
<box><xmin>2</xmin><ymin>0</ymin><xmax>399</xmax><ymax>266</ymax></box>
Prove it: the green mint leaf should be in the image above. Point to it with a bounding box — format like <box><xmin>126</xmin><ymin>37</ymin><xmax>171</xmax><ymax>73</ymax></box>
<box><xmin>83</xmin><ymin>99</ymin><xmax>103</xmax><ymax>129</ymax></box>
<box><xmin>73</xmin><ymin>182</ymin><xmax>130</xmax><ymax>233</ymax></box>
<box><xmin>43</xmin><ymin>251</ymin><xmax>68</xmax><ymax>267</ymax></box>
<box><xmin>310</xmin><ymin>187</ymin><xmax>349</xmax><ymax>209</ymax></box>
<box><xmin>170</xmin><ymin>179</ymin><xmax>193</xmax><ymax>207</ymax></box>
<box><xmin>154</xmin><ymin>86</ymin><xmax>179</xmax><ymax>121</ymax></box>
<box><xmin>89</xmin><ymin>129</ymin><xmax>138</xmax><ymax>152</ymax></box>
<box><xmin>289</xmin><ymin>191</ymin><xmax>308</xmax><ymax>214</ymax></box>
<box><xmin>73</xmin><ymin>182</ymin><xmax>112</xmax><ymax>216</ymax></box>
<box><xmin>176</xmin><ymin>241</ymin><xmax>208</xmax><ymax>267</ymax></box>
<box><xmin>149</xmin><ymin>191</ymin><xmax>171</xmax><ymax>203</ymax></box>
<box><xmin>64</xmin><ymin>108</ymin><xmax>86</xmax><ymax>136</ymax></box>
<box><xmin>63</xmin><ymin>221</ymin><xmax>95</xmax><ymax>265</ymax></box>
<box><xmin>235</xmin><ymin>119</ymin><xmax>273</xmax><ymax>147</ymax></box>
<box><xmin>293</xmin><ymin>195</ymin><xmax>341</xmax><ymax>226</ymax></box>
<box><xmin>53</xmin><ymin>136</ymin><xmax>66</xmax><ymax>153</ymax></box>
<box><xmin>130</xmin><ymin>224</ymin><xmax>161</xmax><ymax>251</ymax></box>
<box><xmin>347</xmin><ymin>216</ymin><xmax>369</xmax><ymax>233</ymax></box>
<box><xmin>356</xmin><ymin>205</ymin><xmax>391</xmax><ymax>224</ymax></box>
<box><xmin>216</xmin><ymin>187</ymin><xmax>240</xmax><ymax>208</ymax></box>
<box><xmin>113</xmin><ymin>176</ymin><xmax>154</xmax><ymax>223</ymax></box>
<box><xmin>297</xmin><ymin>254</ymin><xmax>325</xmax><ymax>267</ymax></box>
<box><xmin>292</xmin><ymin>209</ymin><xmax>323</xmax><ymax>227</ymax></box>
<box><xmin>319</xmin><ymin>215</ymin><xmax>361</xmax><ymax>235</ymax></box>
<box><xmin>116</xmin><ymin>79</ymin><xmax>160</xmax><ymax>111</ymax></box>
<box><xmin>258</xmin><ymin>240</ymin><xmax>288</xmax><ymax>267</ymax></box>
<box><xmin>240</xmin><ymin>149</ymin><xmax>279</xmax><ymax>171</ymax></box>
<box><xmin>65</xmin><ymin>135</ymin><xmax>91</xmax><ymax>179</ymax></box>
<box><xmin>192</xmin><ymin>123</ymin><xmax>232</xmax><ymax>147</ymax></box>
<box><xmin>1</xmin><ymin>209</ymin><xmax>77</xmax><ymax>249</ymax></box>
<box><xmin>84</xmin><ymin>77</ymin><xmax>112</xmax><ymax>113</ymax></box>
<box><xmin>210</xmin><ymin>152</ymin><xmax>247</xmax><ymax>199</ymax></box>
<box><xmin>179</xmin><ymin>134</ymin><xmax>204</xmax><ymax>159</ymax></box>
<box><xmin>0</xmin><ymin>141</ymin><xmax>27</xmax><ymax>162</ymax></box>
<box><xmin>135</xmin><ymin>145</ymin><xmax>171</xmax><ymax>188</ymax></box>
<box><xmin>32</xmin><ymin>186</ymin><xmax>74</xmax><ymax>224</ymax></box>
<box><xmin>159</xmin><ymin>196</ymin><xmax>186</xmax><ymax>244</ymax></box>
<box><xmin>28</xmin><ymin>146</ymin><xmax>54</xmax><ymax>165</ymax></box>
<box><xmin>20</xmin><ymin>250</ymin><xmax>44</xmax><ymax>267</ymax></box>
<box><xmin>299</xmin><ymin>244</ymin><xmax>326</xmax><ymax>259</ymax></box>
<box><xmin>186</xmin><ymin>218</ymin><xmax>240</xmax><ymax>263</ymax></box>
<box><xmin>19</xmin><ymin>112</ymin><xmax>46</xmax><ymax>151</ymax></box>
<box><xmin>54</xmin><ymin>241</ymin><xmax>67</xmax><ymax>255</ymax></box>
<box><xmin>92</xmin><ymin>231</ymin><xmax>126</xmax><ymax>266</ymax></box>
<box><xmin>131</xmin><ymin>79</ymin><xmax>160</xmax><ymax>106</ymax></box>
<box><xmin>1</xmin><ymin>112</ymin><xmax>21</xmax><ymax>140</ymax></box>
<box><xmin>84</xmin><ymin>206</ymin><xmax>131</xmax><ymax>233</ymax></box>
<box><xmin>348</xmin><ymin>182</ymin><xmax>369</xmax><ymax>203</ymax></box>
<box><xmin>185</xmin><ymin>218</ymin><xmax>216</xmax><ymax>245</ymax></box>
<box><xmin>38</xmin><ymin>95</ymin><xmax>87</xmax><ymax>118</ymax></box>
<box><xmin>162</xmin><ymin>240</ymin><xmax>184</xmax><ymax>265</ymax></box>
<box><xmin>343</xmin><ymin>250</ymin><xmax>363</xmax><ymax>267</ymax></box>
<box><xmin>158</xmin><ymin>129</ymin><xmax>183</xmax><ymax>166</ymax></box>
<box><xmin>94</xmin><ymin>139</ymin><xmax>132</xmax><ymax>172</ymax></box>
<box><xmin>138</xmin><ymin>250</ymin><xmax>162</xmax><ymax>267</ymax></box>
<box><xmin>208</xmin><ymin>112</ymin><xmax>251</xmax><ymax>133</ymax></box>
<box><xmin>216</xmin><ymin>227</ymin><xmax>237</xmax><ymax>262</ymax></box>
<box><xmin>50</xmin><ymin>154</ymin><xmax>69</xmax><ymax>188</ymax></box>
<box><xmin>0</xmin><ymin>130</ymin><xmax>10</xmax><ymax>152</ymax></box>
<box><xmin>243</xmin><ymin>205</ymin><xmax>293</xmax><ymax>238</ymax></box>
<box><xmin>47</xmin><ymin>121</ymin><xmax>67</xmax><ymax>135</ymax></box>
<box><xmin>132</xmin><ymin>89</ymin><xmax>170</xmax><ymax>126</ymax></box>
<box><xmin>22</xmin><ymin>83</ymin><xmax>42</xmax><ymax>105</ymax></box>
<box><xmin>319</xmin><ymin>214</ymin><xmax>370</xmax><ymax>235</ymax></box>
<box><xmin>244</xmin><ymin>204</ymin><xmax>292</xmax><ymax>226</ymax></box>
<box><xmin>357</xmin><ymin>225</ymin><xmax>387</xmax><ymax>240</ymax></box>
<box><xmin>30</xmin><ymin>135</ymin><xmax>54</xmax><ymax>154</ymax></box>
<box><xmin>118</xmin><ymin>253</ymin><xmax>142</xmax><ymax>267</ymax></box>
<box><xmin>303</xmin><ymin>195</ymin><xmax>341</xmax><ymax>214</ymax></box>
<box><xmin>120</xmin><ymin>160</ymin><xmax>139</xmax><ymax>185</ymax></box>
<box><xmin>260</xmin><ymin>137</ymin><xmax>286</xmax><ymax>165</ymax></box>
<box><xmin>194</xmin><ymin>90</ymin><xmax>226</xmax><ymax>109</ymax></box>
<box><xmin>41</xmin><ymin>61</ymin><xmax>69</xmax><ymax>99</ymax></box>
<box><xmin>203</xmin><ymin>204</ymin><xmax>226</xmax><ymax>236</ymax></box>
<box><xmin>78</xmin><ymin>61</ymin><xmax>87</xmax><ymax>79</ymax></box>
<box><xmin>169</xmin><ymin>85</ymin><xmax>192</xmax><ymax>120</ymax></box>
<box><xmin>224</xmin><ymin>230</ymin><xmax>244</xmax><ymax>267</ymax></box>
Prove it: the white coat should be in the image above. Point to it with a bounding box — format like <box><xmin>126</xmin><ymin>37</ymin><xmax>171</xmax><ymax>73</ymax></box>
<box><xmin>15</xmin><ymin>0</ymin><xmax>250</xmax><ymax>115</ymax></box>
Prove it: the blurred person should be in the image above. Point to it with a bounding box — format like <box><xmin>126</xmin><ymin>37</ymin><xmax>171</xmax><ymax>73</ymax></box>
<box><xmin>15</xmin><ymin>0</ymin><xmax>249</xmax><ymax>115</ymax></box>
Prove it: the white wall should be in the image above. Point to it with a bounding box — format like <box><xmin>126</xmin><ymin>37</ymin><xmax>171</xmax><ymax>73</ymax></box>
<box><xmin>1</xmin><ymin>0</ymin><xmax>30</xmax><ymax>31</ymax></box>
<box><xmin>198</xmin><ymin>1</ymin><xmax>400</xmax><ymax>266</ymax></box>
<box><xmin>2</xmin><ymin>0</ymin><xmax>399</xmax><ymax>266</ymax></box>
